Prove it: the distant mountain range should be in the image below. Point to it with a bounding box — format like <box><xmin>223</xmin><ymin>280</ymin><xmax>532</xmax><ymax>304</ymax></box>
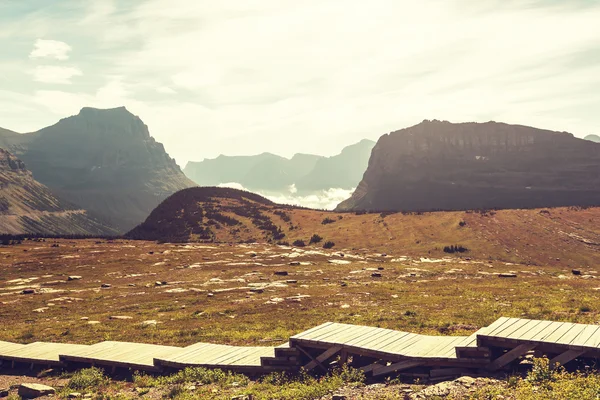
<box><xmin>0</xmin><ymin>148</ymin><xmax>117</xmax><ymax>235</ymax></box>
<box><xmin>585</xmin><ymin>134</ymin><xmax>600</xmax><ymax>143</ymax></box>
<box><xmin>337</xmin><ymin>120</ymin><xmax>600</xmax><ymax>212</ymax></box>
<box><xmin>183</xmin><ymin>139</ymin><xmax>375</xmax><ymax>194</ymax></box>
<box><xmin>0</xmin><ymin>107</ymin><xmax>195</xmax><ymax>233</ymax></box>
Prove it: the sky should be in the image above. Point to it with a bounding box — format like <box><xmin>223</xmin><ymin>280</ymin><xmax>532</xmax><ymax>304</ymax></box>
<box><xmin>1</xmin><ymin>0</ymin><xmax>600</xmax><ymax>167</ymax></box>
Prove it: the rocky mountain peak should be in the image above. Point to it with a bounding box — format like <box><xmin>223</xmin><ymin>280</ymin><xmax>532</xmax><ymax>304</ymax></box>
<box><xmin>337</xmin><ymin>121</ymin><xmax>600</xmax><ymax>212</ymax></box>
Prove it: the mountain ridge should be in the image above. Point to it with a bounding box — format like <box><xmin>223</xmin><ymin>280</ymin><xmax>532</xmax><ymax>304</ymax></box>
<box><xmin>183</xmin><ymin>139</ymin><xmax>375</xmax><ymax>194</ymax></box>
<box><xmin>0</xmin><ymin>148</ymin><xmax>117</xmax><ymax>235</ymax></box>
<box><xmin>336</xmin><ymin>120</ymin><xmax>600</xmax><ymax>212</ymax></box>
<box><xmin>0</xmin><ymin>107</ymin><xmax>195</xmax><ymax>232</ymax></box>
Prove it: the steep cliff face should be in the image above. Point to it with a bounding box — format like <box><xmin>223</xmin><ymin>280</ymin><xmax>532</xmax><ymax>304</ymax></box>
<box><xmin>336</xmin><ymin>120</ymin><xmax>600</xmax><ymax>212</ymax></box>
<box><xmin>0</xmin><ymin>107</ymin><xmax>195</xmax><ymax>232</ymax></box>
<box><xmin>0</xmin><ymin>148</ymin><xmax>117</xmax><ymax>235</ymax></box>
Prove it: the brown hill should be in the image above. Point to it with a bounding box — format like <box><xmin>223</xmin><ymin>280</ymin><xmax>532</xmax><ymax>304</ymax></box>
<box><xmin>336</xmin><ymin>120</ymin><xmax>600</xmax><ymax>212</ymax></box>
<box><xmin>0</xmin><ymin>148</ymin><xmax>117</xmax><ymax>235</ymax></box>
<box><xmin>0</xmin><ymin>107</ymin><xmax>195</xmax><ymax>232</ymax></box>
<box><xmin>127</xmin><ymin>187</ymin><xmax>600</xmax><ymax>267</ymax></box>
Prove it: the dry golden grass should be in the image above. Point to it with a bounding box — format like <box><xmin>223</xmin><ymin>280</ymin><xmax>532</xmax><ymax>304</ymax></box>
<box><xmin>1</xmin><ymin>233</ymin><xmax>599</xmax><ymax>347</ymax></box>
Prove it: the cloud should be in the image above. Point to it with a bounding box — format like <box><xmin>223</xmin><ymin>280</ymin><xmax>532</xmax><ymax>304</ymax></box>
<box><xmin>156</xmin><ymin>86</ymin><xmax>177</xmax><ymax>94</ymax></box>
<box><xmin>31</xmin><ymin>66</ymin><xmax>82</xmax><ymax>84</ymax></box>
<box><xmin>217</xmin><ymin>182</ymin><xmax>353</xmax><ymax>210</ymax></box>
<box><xmin>3</xmin><ymin>1</ymin><xmax>600</xmax><ymax>165</ymax></box>
<box><xmin>29</xmin><ymin>39</ymin><xmax>72</xmax><ymax>60</ymax></box>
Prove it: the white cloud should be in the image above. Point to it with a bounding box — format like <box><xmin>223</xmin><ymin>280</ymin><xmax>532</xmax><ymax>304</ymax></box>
<box><xmin>31</xmin><ymin>65</ymin><xmax>82</xmax><ymax>84</ymax></box>
<box><xmin>3</xmin><ymin>1</ymin><xmax>600</xmax><ymax>164</ymax></box>
<box><xmin>217</xmin><ymin>182</ymin><xmax>353</xmax><ymax>210</ymax></box>
<box><xmin>29</xmin><ymin>39</ymin><xmax>72</xmax><ymax>60</ymax></box>
<box><xmin>156</xmin><ymin>86</ymin><xmax>177</xmax><ymax>94</ymax></box>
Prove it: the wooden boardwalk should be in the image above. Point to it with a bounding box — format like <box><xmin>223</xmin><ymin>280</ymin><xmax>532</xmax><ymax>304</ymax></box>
<box><xmin>155</xmin><ymin>343</ymin><xmax>276</xmax><ymax>373</ymax></box>
<box><xmin>0</xmin><ymin>317</ymin><xmax>599</xmax><ymax>379</ymax></box>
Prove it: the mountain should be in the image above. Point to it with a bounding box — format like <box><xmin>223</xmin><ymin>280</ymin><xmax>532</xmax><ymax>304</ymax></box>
<box><xmin>184</xmin><ymin>152</ymin><xmax>321</xmax><ymax>193</ymax></box>
<box><xmin>295</xmin><ymin>139</ymin><xmax>375</xmax><ymax>192</ymax></box>
<box><xmin>183</xmin><ymin>139</ymin><xmax>375</xmax><ymax>193</ymax></box>
<box><xmin>126</xmin><ymin>186</ymin><xmax>600</xmax><ymax>268</ymax></box>
<box><xmin>585</xmin><ymin>134</ymin><xmax>600</xmax><ymax>143</ymax></box>
<box><xmin>337</xmin><ymin>120</ymin><xmax>600</xmax><ymax>212</ymax></box>
<box><xmin>0</xmin><ymin>107</ymin><xmax>195</xmax><ymax>232</ymax></box>
<box><xmin>0</xmin><ymin>148</ymin><xmax>117</xmax><ymax>235</ymax></box>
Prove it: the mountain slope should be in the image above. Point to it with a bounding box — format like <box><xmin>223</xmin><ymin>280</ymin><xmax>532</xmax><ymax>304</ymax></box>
<box><xmin>585</xmin><ymin>134</ymin><xmax>600</xmax><ymax>143</ymax></box>
<box><xmin>295</xmin><ymin>139</ymin><xmax>375</xmax><ymax>192</ymax></box>
<box><xmin>337</xmin><ymin>120</ymin><xmax>600</xmax><ymax>212</ymax></box>
<box><xmin>0</xmin><ymin>148</ymin><xmax>117</xmax><ymax>235</ymax></box>
<box><xmin>126</xmin><ymin>186</ymin><xmax>600</xmax><ymax>268</ymax></box>
<box><xmin>183</xmin><ymin>139</ymin><xmax>375</xmax><ymax>193</ymax></box>
<box><xmin>0</xmin><ymin>107</ymin><xmax>195</xmax><ymax>232</ymax></box>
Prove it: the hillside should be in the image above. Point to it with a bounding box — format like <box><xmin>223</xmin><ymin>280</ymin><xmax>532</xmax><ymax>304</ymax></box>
<box><xmin>127</xmin><ymin>187</ymin><xmax>600</xmax><ymax>267</ymax></box>
<box><xmin>585</xmin><ymin>134</ymin><xmax>600</xmax><ymax>143</ymax></box>
<box><xmin>0</xmin><ymin>107</ymin><xmax>195</xmax><ymax>232</ymax></box>
<box><xmin>337</xmin><ymin>120</ymin><xmax>600</xmax><ymax>212</ymax></box>
<box><xmin>183</xmin><ymin>139</ymin><xmax>375</xmax><ymax>193</ymax></box>
<box><xmin>0</xmin><ymin>148</ymin><xmax>117</xmax><ymax>235</ymax></box>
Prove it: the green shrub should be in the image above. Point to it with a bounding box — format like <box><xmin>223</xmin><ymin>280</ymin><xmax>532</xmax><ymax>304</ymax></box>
<box><xmin>323</xmin><ymin>241</ymin><xmax>335</xmax><ymax>249</ymax></box>
<box><xmin>309</xmin><ymin>234</ymin><xmax>323</xmax><ymax>244</ymax></box>
<box><xmin>67</xmin><ymin>367</ymin><xmax>108</xmax><ymax>390</ymax></box>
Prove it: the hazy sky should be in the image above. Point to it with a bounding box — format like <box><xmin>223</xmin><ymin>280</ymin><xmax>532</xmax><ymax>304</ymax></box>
<box><xmin>1</xmin><ymin>1</ymin><xmax>600</xmax><ymax>166</ymax></box>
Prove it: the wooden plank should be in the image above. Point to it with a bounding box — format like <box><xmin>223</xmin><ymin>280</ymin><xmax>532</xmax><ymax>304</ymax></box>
<box><xmin>372</xmin><ymin>360</ymin><xmax>423</xmax><ymax>377</ymax></box>
<box><xmin>494</xmin><ymin>319</ymin><xmax>531</xmax><ymax>339</ymax></box>
<box><xmin>486</xmin><ymin>318</ymin><xmax>520</xmax><ymax>337</ymax></box>
<box><xmin>506</xmin><ymin>319</ymin><xmax>546</xmax><ymax>340</ymax></box>
<box><xmin>291</xmin><ymin>322</ymin><xmax>333</xmax><ymax>339</ymax></box>
<box><xmin>430</xmin><ymin>367</ymin><xmax>474</xmax><ymax>378</ymax></box>
<box><xmin>543</xmin><ymin>323</ymin><xmax>578</xmax><ymax>344</ymax></box>
<box><xmin>572</xmin><ymin>325</ymin><xmax>600</xmax><ymax>348</ymax></box>
<box><xmin>304</xmin><ymin>345</ymin><xmax>343</xmax><ymax>372</ymax></box>
<box><xmin>370</xmin><ymin>331</ymin><xmax>413</xmax><ymax>353</ymax></box>
<box><xmin>486</xmin><ymin>343</ymin><xmax>537</xmax><ymax>371</ymax></box>
<box><xmin>550</xmin><ymin>349</ymin><xmax>586</xmax><ymax>369</ymax></box>
<box><xmin>527</xmin><ymin>321</ymin><xmax>565</xmax><ymax>343</ymax></box>
<box><xmin>346</xmin><ymin>327</ymin><xmax>394</xmax><ymax>349</ymax></box>
<box><xmin>518</xmin><ymin>320</ymin><xmax>555</xmax><ymax>341</ymax></box>
<box><xmin>557</xmin><ymin>324</ymin><xmax>588</xmax><ymax>346</ymax></box>
<box><xmin>321</xmin><ymin>325</ymin><xmax>371</xmax><ymax>346</ymax></box>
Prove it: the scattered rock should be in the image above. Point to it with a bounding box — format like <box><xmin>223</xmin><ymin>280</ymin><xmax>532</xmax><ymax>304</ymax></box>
<box><xmin>274</xmin><ymin>271</ymin><xmax>289</xmax><ymax>276</ymax></box>
<box><xmin>68</xmin><ymin>393</ymin><xmax>82</xmax><ymax>399</ymax></box>
<box><xmin>142</xmin><ymin>320</ymin><xmax>158</xmax><ymax>327</ymax></box>
<box><xmin>109</xmin><ymin>315</ymin><xmax>133</xmax><ymax>320</ymax></box>
<box><xmin>87</xmin><ymin>321</ymin><xmax>100</xmax><ymax>325</ymax></box>
<box><xmin>377</xmin><ymin>267</ymin><xmax>384</xmax><ymax>270</ymax></box>
<box><xmin>80</xmin><ymin>317</ymin><xmax>89</xmax><ymax>320</ymax></box>
<box><xmin>332</xmin><ymin>395</ymin><xmax>347</xmax><ymax>400</ymax></box>
<box><xmin>498</xmin><ymin>273</ymin><xmax>517</xmax><ymax>278</ymax></box>
<box><xmin>21</xmin><ymin>288</ymin><xmax>36</xmax><ymax>295</ymax></box>
<box><xmin>371</xmin><ymin>272</ymin><xmax>382</xmax><ymax>278</ymax></box>
<box><xmin>289</xmin><ymin>261</ymin><xmax>301</xmax><ymax>266</ymax></box>
<box><xmin>32</xmin><ymin>307</ymin><xmax>49</xmax><ymax>313</ymax></box>
<box><xmin>67</xmin><ymin>276</ymin><xmax>82</xmax><ymax>281</ymax></box>
<box><xmin>249</xmin><ymin>288</ymin><xmax>264</xmax><ymax>294</ymax></box>
<box><xmin>286</xmin><ymin>279</ymin><xmax>298</xmax><ymax>284</ymax></box>
<box><xmin>101</xmin><ymin>283</ymin><xmax>111</xmax><ymax>288</ymax></box>
<box><xmin>18</xmin><ymin>383</ymin><xmax>55</xmax><ymax>398</ymax></box>
<box><xmin>572</xmin><ymin>269</ymin><xmax>581</xmax><ymax>275</ymax></box>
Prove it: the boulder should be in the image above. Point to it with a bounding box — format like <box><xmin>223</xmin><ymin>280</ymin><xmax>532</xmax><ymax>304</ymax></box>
<box><xmin>18</xmin><ymin>383</ymin><xmax>55</xmax><ymax>398</ymax></box>
<box><xmin>67</xmin><ymin>276</ymin><xmax>82</xmax><ymax>281</ymax></box>
<box><xmin>498</xmin><ymin>273</ymin><xmax>517</xmax><ymax>278</ymax></box>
